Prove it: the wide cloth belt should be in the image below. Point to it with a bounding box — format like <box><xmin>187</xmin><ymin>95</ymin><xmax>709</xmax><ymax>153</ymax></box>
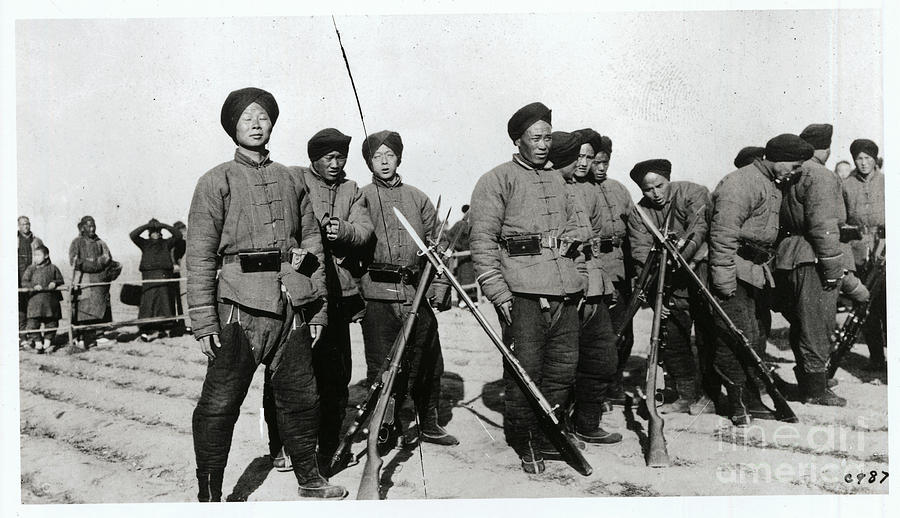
<box><xmin>220</xmin><ymin>250</ymin><xmax>294</xmax><ymax>265</ymax></box>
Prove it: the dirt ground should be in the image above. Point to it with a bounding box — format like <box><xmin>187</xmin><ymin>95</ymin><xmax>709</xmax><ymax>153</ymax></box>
<box><xmin>19</xmin><ymin>304</ymin><xmax>889</xmax><ymax>503</ymax></box>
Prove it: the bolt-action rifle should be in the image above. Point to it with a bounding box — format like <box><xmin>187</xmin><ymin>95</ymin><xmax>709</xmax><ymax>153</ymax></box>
<box><xmin>394</xmin><ymin>207</ymin><xmax>593</xmax><ymax>477</ymax></box>
<box><xmin>826</xmin><ymin>238</ymin><xmax>886</xmax><ymax>379</ymax></box>
<box><xmin>635</xmin><ymin>207</ymin><xmax>798</xmax><ymax>423</ymax></box>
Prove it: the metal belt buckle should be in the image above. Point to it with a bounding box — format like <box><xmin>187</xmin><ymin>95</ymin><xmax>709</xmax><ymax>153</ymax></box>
<box><xmin>546</xmin><ymin>235</ymin><xmax>558</xmax><ymax>250</ymax></box>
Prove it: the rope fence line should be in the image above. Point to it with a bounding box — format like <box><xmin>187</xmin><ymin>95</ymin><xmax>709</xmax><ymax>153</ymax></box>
<box><xmin>19</xmin><ymin>251</ymin><xmax>482</xmax><ymax>342</ymax></box>
<box><xmin>17</xmin><ymin>276</ymin><xmax>185</xmax><ymax>293</ymax></box>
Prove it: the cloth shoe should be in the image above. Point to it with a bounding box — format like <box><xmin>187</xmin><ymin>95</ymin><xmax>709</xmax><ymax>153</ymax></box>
<box><xmin>420</xmin><ymin>409</ymin><xmax>459</xmax><ymax>446</ymax></box>
<box><xmin>725</xmin><ymin>384</ymin><xmax>751</xmax><ymax>427</ymax></box>
<box><xmin>688</xmin><ymin>394</ymin><xmax>716</xmax><ymax>415</ymax></box>
<box><xmin>519</xmin><ymin>441</ymin><xmax>545</xmax><ymax>474</ymax></box>
<box><xmin>272</xmin><ymin>447</ymin><xmax>293</xmax><ymax>472</ymax></box>
<box><xmin>297</xmin><ymin>476</ymin><xmax>348</xmax><ymax>499</ymax></box>
<box><xmin>658</xmin><ymin>379</ymin><xmax>696</xmax><ymax>414</ymax></box>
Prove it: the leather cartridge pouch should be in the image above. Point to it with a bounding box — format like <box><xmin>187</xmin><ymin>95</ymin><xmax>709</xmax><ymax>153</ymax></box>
<box><xmin>737</xmin><ymin>240</ymin><xmax>775</xmax><ymax>265</ymax></box>
<box><xmin>238</xmin><ymin>248</ymin><xmax>281</xmax><ymax>273</ymax></box>
<box><xmin>561</xmin><ymin>239</ymin><xmax>582</xmax><ymax>259</ymax></box>
<box><xmin>502</xmin><ymin>234</ymin><xmax>542</xmax><ymax>257</ymax></box>
<box><xmin>367</xmin><ymin>262</ymin><xmax>405</xmax><ymax>283</ymax></box>
<box><xmin>839</xmin><ymin>224</ymin><xmax>863</xmax><ymax>243</ymax></box>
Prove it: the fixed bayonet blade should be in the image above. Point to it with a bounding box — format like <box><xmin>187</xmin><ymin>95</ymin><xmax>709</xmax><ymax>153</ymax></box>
<box><xmin>393</xmin><ymin>207</ymin><xmax>441</xmax><ymax>269</ymax></box>
<box><xmin>637</xmin><ymin>207</ymin><xmax>668</xmax><ymax>243</ymax></box>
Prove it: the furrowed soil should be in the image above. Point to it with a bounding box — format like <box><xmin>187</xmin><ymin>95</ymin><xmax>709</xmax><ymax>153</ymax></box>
<box><xmin>19</xmin><ymin>306</ymin><xmax>889</xmax><ymax>503</ymax></box>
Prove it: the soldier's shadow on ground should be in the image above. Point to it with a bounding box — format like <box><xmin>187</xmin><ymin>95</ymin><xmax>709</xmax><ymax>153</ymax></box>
<box><xmin>226</xmin><ymin>455</ymin><xmax>273</xmax><ymax>502</ymax></box>
<box><xmin>838</xmin><ymin>351</ymin><xmax>888</xmax><ymax>384</ymax></box>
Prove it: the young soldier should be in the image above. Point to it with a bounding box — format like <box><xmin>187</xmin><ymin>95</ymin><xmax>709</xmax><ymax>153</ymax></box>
<box><xmin>709</xmin><ymin>134</ymin><xmax>812</xmax><ymax>426</ymax></box>
<box><xmin>469</xmin><ymin>102</ymin><xmax>585</xmax><ymax>474</ymax></box>
<box><xmin>358</xmin><ymin>129</ymin><xmax>458</xmax><ymax>447</ymax></box>
<box><xmin>265</xmin><ymin>128</ymin><xmax>374</xmax><ymax>472</ymax></box>
<box><xmin>734</xmin><ymin>147</ymin><xmax>766</xmax><ymax>169</ymax></box>
<box><xmin>842</xmin><ymin>138</ymin><xmax>885</xmax><ymax>371</ymax></box>
<box><xmin>775</xmin><ymin>124</ymin><xmax>857</xmax><ymax>406</ymax></box>
<box><xmin>590</xmin><ymin>135</ymin><xmax>636</xmax><ymax>404</ymax></box>
<box><xmin>626</xmin><ymin>159</ymin><xmax>715</xmax><ymax>415</ymax></box>
<box><xmin>187</xmin><ymin>87</ymin><xmax>346</xmax><ymax>500</ymax></box>
<box><xmin>555</xmin><ymin>129</ymin><xmax>622</xmax><ymax>444</ymax></box>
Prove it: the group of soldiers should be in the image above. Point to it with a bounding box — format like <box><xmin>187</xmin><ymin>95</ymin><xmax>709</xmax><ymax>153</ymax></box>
<box><xmin>184</xmin><ymin>88</ymin><xmax>885</xmax><ymax>500</ymax></box>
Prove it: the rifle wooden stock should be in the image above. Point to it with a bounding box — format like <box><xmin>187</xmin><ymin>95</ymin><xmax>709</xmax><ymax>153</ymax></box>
<box><xmin>357</xmin><ymin>262</ymin><xmax>437</xmax><ymax>500</ymax></box>
<box><xmin>634</xmin><ymin>207</ymin><xmax>798</xmax><ymax>423</ymax></box>
<box><xmin>826</xmin><ymin>241</ymin><xmax>886</xmax><ymax>379</ymax></box>
<box><xmin>644</xmin><ymin>245</ymin><xmax>670</xmax><ymax>468</ymax></box>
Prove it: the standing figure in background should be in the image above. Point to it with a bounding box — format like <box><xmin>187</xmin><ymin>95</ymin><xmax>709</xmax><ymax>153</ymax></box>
<box><xmin>774</xmin><ymin>124</ymin><xmax>849</xmax><ymax>406</ymax></box>
<box><xmin>69</xmin><ymin>215</ymin><xmax>116</xmax><ymax>349</ymax></box>
<box><xmin>22</xmin><ymin>244</ymin><xmax>64</xmax><ymax>353</ymax></box>
<box><xmin>18</xmin><ymin>215</ymin><xmax>44</xmax><ymax>347</ymax></box>
<box><xmin>170</xmin><ymin>220</ymin><xmax>188</xmax><ymax>336</ymax></box>
<box><xmin>708</xmin><ymin>134</ymin><xmax>811</xmax><ymax>426</ymax></box>
<box><xmin>557</xmin><ymin>129</ymin><xmax>622</xmax><ymax>444</ymax></box>
<box><xmin>447</xmin><ymin>204</ymin><xmax>476</xmax><ymax>305</ymax></box>
<box><xmin>265</xmin><ymin>128</ymin><xmax>373</xmax><ymax>473</ymax></box>
<box><xmin>590</xmin><ymin>135</ymin><xmax>636</xmax><ymax>404</ymax></box>
<box><xmin>842</xmin><ymin>138</ymin><xmax>885</xmax><ymax>371</ymax></box>
<box><xmin>358</xmin><ymin>129</ymin><xmax>458</xmax><ymax>448</ymax></box>
<box><xmin>834</xmin><ymin>160</ymin><xmax>853</xmax><ymax>181</ymax></box>
<box><xmin>130</xmin><ymin>218</ymin><xmax>183</xmax><ymax>341</ymax></box>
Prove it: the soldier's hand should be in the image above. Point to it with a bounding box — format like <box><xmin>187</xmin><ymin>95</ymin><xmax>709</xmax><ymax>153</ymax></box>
<box><xmin>291</xmin><ymin>248</ymin><xmax>308</xmax><ymax>271</ymax></box>
<box><xmin>310</xmin><ymin>324</ymin><xmax>325</xmax><ymax>348</ymax></box>
<box><xmin>201</xmin><ymin>334</ymin><xmax>220</xmax><ymax>360</ymax></box>
<box><xmin>325</xmin><ymin>218</ymin><xmax>341</xmax><ymax>241</ymax></box>
<box><xmin>497</xmin><ymin>300</ymin><xmax>513</xmax><ymax>326</ymax></box>
<box><xmin>658</xmin><ymin>305</ymin><xmax>671</xmax><ymax>319</ymax></box>
<box><xmin>823</xmin><ymin>277</ymin><xmax>841</xmax><ymax>291</ymax></box>
<box><xmin>33</xmin><ymin>284</ymin><xmax>43</xmax><ymax>291</ymax></box>
<box><xmin>47</xmin><ymin>282</ymin><xmax>57</xmax><ymax>290</ymax></box>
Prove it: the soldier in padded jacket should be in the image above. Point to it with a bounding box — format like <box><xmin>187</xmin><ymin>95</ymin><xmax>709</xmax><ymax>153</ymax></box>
<box><xmin>469</xmin><ymin>102</ymin><xmax>585</xmax><ymax>475</ymax></box>
<box><xmin>186</xmin><ymin>87</ymin><xmax>346</xmax><ymax>500</ymax></box>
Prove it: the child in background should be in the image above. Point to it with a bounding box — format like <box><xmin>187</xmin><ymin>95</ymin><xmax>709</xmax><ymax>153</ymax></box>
<box><xmin>22</xmin><ymin>245</ymin><xmax>65</xmax><ymax>353</ymax></box>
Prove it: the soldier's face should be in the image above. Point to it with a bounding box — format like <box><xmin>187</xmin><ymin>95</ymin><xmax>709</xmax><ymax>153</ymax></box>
<box><xmin>370</xmin><ymin>144</ymin><xmax>399</xmax><ymax>180</ymax></box>
<box><xmin>516</xmin><ymin>121</ymin><xmax>552</xmax><ymax>166</ymax></box>
<box><xmin>575</xmin><ymin>143</ymin><xmax>594</xmax><ymax>178</ymax></box>
<box><xmin>592</xmin><ymin>152</ymin><xmax>610</xmax><ymax>182</ymax></box>
<box><xmin>639</xmin><ymin>172</ymin><xmax>671</xmax><ymax>207</ymax></box>
<box><xmin>855</xmin><ymin>153</ymin><xmax>876</xmax><ymax>176</ymax></box>
<box><xmin>314</xmin><ymin>151</ymin><xmax>348</xmax><ymax>182</ymax></box>
<box><xmin>234</xmin><ymin>103</ymin><xmax>273</xmax><ymax>150</ymax></box>
<box><xmin>835</xmin><ymin>162</ymin><xmax>852</xmax><ymax>180</ymax></box>
<box><xmin>18</xmin><ymin>217</ymin><xmax>30</xmax><ymax>234</ymax></box>
<box><xmin>558</xmin><ymin>161</ymin><xmax>578</xmax><ymax>181</ymax></box>
<box><xmin>772</xmin><ymin>161</ymin><xmax>804</xmax><ymax>183</ymax></box>
<box><xmin>32</xmin><ymin>248</ymin><xmax>46</xmax><ymax>265</ymax></box>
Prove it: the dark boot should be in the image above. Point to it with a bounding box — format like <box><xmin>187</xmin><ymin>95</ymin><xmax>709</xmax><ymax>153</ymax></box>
<box><xmin>658</xmin><ymin>379</ymin><xmax>696</xmax><ymax>414</ymax></box>
<box><xmin>742</xmin><ymin>386</ymin><xmax>775</xmax><ymax>420</ymax></box>
<box><xmin>606</xmin><ymin>382</ymin><xmax>627</xmax><ymax>406</ymax></box>
<box><xmin>196</xmin><ymin>469</ymin><xmax>223</xmax><ymax>502</ymax></box>
<box><xmin>294</xmin><ymin>455</ymin><xmax>348</xmax><ymax>499</ymax></box>
<box><xmin>574</xmin><ymin>406</ymin><xmax>622</xmax><ymax>444</ymax></box>
<box><xmin>725</xmin><ymin>384</ymin><xmax>751</xmax><ymax>427</ymax></box>
<box><xmin>801</xmin><ymin>371</ymin><xmax>846</xmax><ymax>407</ymax></box>
<box><xmin>419</xmin><ymin>408</ymin><xmax>459</xmax><ymax>446</ymax></box>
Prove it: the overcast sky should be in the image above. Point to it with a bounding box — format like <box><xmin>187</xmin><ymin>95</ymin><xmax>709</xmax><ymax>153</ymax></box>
<box><xmin>15</xmin><ymin>9</ymin><xmax>882</xmax><ymax>258</ymax></box>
